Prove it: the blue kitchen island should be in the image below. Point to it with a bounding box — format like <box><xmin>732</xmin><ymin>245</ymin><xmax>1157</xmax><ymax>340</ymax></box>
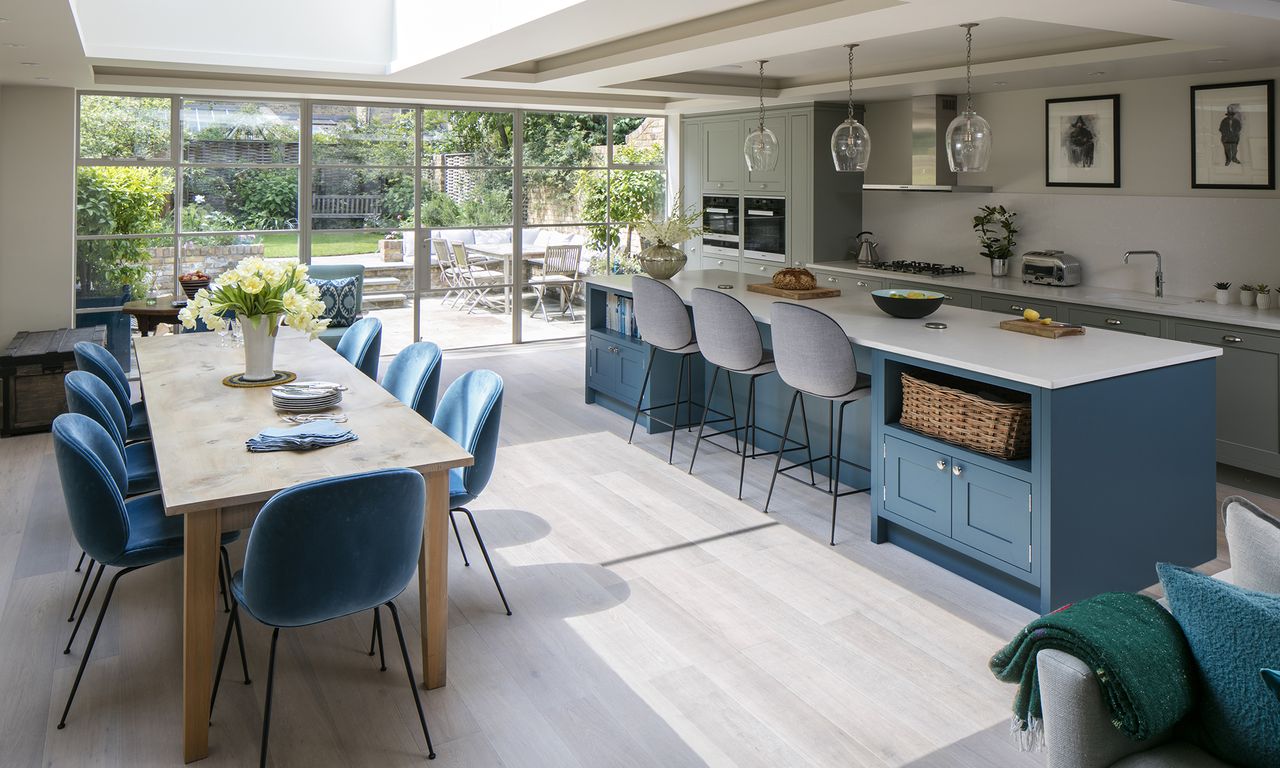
<box><xmin>584</xmin><ymin>269</ymin><xmax>1222</xmax><ymax>614</ymax></box>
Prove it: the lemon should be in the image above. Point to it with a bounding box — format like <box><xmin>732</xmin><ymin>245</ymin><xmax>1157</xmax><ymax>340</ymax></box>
<box><xmin>1022</xmin><ymin>308</ymin><xmax>1041</xmax><ymax>321</ymax></box>
<box><xmin>1040</xmin><ymin>318</ymin><xmax>1054</xmax><ymax>325</ymax></box>
<box><xmin>906</xmin><ymin>291</ymin><xmax>926</xmax><ymax>299</ymax></box>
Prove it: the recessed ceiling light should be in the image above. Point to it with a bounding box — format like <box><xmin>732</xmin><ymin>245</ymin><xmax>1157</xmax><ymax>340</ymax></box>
<box><xmin>1208</xmin><ymin>58</ymin><xmax>1230</xmax><ymax>64</ymax></box>
<box><xmin>1</xmin><ymin>42</ymin><xmax>22</xmax><ymax>48</ymax></box>
<box><xmin>1088</xmin><ymin>71</ymin><xmax>1106</xmax><ymax>76</ymax></box>
<box><xmin>0</xmin><ymin>17</ymin><xmax>9</xmax><ymax>23</ymax></box>
<box><xmin>34</xmin><ymin>76</ymin><xmax>48</xmax><ymax>81</ymax></box>
<box><xmin>20</xmin><ymin>61</ymin><xmax>39</xmax><ymax>67</ymax></box>
<box><xmin>992</xmin><ymin>81</ymin><xmax>1008</xmax><ymax>86</ymax></box>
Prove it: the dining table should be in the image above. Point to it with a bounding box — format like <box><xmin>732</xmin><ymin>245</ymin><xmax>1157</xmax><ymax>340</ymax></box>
<box><xmin>133</xmin><ymin>329</ymin><xmax>474</xmax><ymax>763</ymax></box>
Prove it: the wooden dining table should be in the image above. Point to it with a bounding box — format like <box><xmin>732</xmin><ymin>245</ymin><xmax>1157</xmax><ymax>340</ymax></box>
<box><xmin>133</xmin><ymin>329</ymin><xmax>473</xmax><ymax>763</ymax></box>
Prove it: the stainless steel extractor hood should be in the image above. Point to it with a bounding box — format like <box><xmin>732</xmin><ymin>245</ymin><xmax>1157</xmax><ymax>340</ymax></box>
<box><xmin>862</xmin><ymin>95</ymin><xmax>992</xmax><ymax>193</ymax></box>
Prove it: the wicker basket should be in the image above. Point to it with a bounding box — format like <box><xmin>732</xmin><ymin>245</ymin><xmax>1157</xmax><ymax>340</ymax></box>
<box><xmin>899</xmin><ymin>372</ymin><xmax>1032</xmax><ymax>460</ymax></box>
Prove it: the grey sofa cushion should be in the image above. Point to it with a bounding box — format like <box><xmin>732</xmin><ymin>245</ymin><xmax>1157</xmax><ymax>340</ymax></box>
<box><xmin>1112</xmin><ymin>742</ymin><xmax>1234</xmax><ymax>768</ymax></box>
<box><xmin>1223</xmin><ymin>495</ymin><xmax>1280</xmax><ymax>594</ymax></box>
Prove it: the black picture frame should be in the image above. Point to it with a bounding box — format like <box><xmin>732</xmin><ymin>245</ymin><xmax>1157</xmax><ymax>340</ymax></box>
<box><xmin>1191</xmin><ymin>80</ymin><xmax>1275</xmax><ymax>190</ymax></box>
<box><xmin>1045</xmin><ymin>94</ymin><xmax>1120</xmax><ymax>188</ymax></box>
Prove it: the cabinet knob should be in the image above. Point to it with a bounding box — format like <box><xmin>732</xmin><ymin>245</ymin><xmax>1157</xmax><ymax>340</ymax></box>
<box><xmin>759</xmin><ymin>266</ymin><xmax>767</xmax><ymax>271</ymax></box>
<box><xmin>936</xmin><ymin>459</ymin><xmax>948</xmax><ymax>471</ymax></box>
<box><xmin>608</xmin><ymin>346</ymin><xmax>619</xmax><ymax>354</ymax></box>
<box><xmin>1105</xmin><ymin>318</ymin><xmax>1122</xmax><ymax>326</ymax></box>
<box><xmin>941</xmin><ymin>294</ymin><xmax>953</xmax><ymax>301</ymax></box>
<box><xmin>716</xmin><ymin>260</ymin><xmax>724</xmax><ymax>266</ymax></box>
<box><xmin>828</xmin><ymin>277</ymin><xmax>838</xmax><ymax>283</ymax></box>
<box><xmin>1223</xmin><ymin>335</ymin><xmax>1243</xmax><ymax>344</ymax></box>
<box><xmin>856</xmin><ymin>280</ymin><xmax>869</xmax><ymax>287</ymax></box>
<box><xmin>1010</xmin><ymin>304</ymin><xmax>1025</xmax><ymax>312</ymax></box>
<box><xmin>952</xmin><ymin>464</ymin><xmax>963</xmax><ymax>477</ymax></box>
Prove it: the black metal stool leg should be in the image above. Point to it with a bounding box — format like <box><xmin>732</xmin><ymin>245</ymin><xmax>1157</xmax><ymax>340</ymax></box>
<box><xmin>831</xmin><ymin>402</ymin><xmax>848</xmax><ymax>545</ymax></box>
<box><xmin>68</xmin><ymin>558</ymin><xmax>95</xmax><ymax>622</ymax></box>
<box><xmin>689</xmin><ymin>366</ymin><xmax>721</xmax><ymax>474</ymax></box>
<box><xmin>668</xmin><ymin>353</ymin><xmax>686</xmax><ymax>464</ymax></box>
<box><xmin>386</xmin><ymin>601</ymin><xmax>437</xmax><ymax>760</ymax></box>
<box><xmin>448</xmin><ymin>510</ymin><xmax>471</xmax><ymax>567</ymax></box>
<box><xmin>725</xmin><ymin>373</ymin><xmax>740</xmax><ymax>455</ymax></box>
<box><xmin>798</xmin><ymin>394</ymin><xmax>816</xmax><ymax>486</ymax></box>
<box><xmin>737</xmin><ymin>376</ymin><xmax>755</xmax><ymax>499</ymax></box>
<box><xmin>459</xmin><ymin>507</ymin><xmax>512</xmax><ymax>616</ymax></box>
<box><xmin>764</xmin><ymin>389</ymin><xmax>801</xmax><ymax>514</ymax></box>
<box><xmin>627</xmin><ymin>346</ymin><xmax>658</xmax><ymax>445</ymax></box>
<box><xmin>65</xmin><ymin>563</ymin><xmax>104</xmax><ymax>653</ymax></box>
<box><xmin>259</xmin><ymin>628</ymin><xmax>281</xmax><ymax>768</ymax></box>
<box><xmin>58</xmin><ymin>566</ymin><xmax>137</xmax><ymax>728</ymax></box>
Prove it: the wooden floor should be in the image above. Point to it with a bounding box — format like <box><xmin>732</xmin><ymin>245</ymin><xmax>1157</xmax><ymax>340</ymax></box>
<box><xmin>0</xmin><ymin>339</ymin><xmax>1250</xmax><ymax>767</ymax></box>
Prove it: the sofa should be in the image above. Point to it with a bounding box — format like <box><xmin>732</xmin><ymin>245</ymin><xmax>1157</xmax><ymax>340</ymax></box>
<box><xmin>308</xmin><ymin>263</ymin><xmax>364</xmax><ymax>349</ymax></box>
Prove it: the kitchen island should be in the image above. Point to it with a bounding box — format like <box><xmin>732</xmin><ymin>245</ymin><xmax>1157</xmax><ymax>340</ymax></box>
<box><xmin>584</xmin><ymin>269</ymin><xmax>1222</xmax><ymax>613</ymax></box>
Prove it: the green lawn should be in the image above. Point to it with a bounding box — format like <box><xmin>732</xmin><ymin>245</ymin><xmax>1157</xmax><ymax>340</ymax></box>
<box><xmin>261</xmin><ymin>231</ymin><xmax>385</xmax><ymax>259</ymax></box>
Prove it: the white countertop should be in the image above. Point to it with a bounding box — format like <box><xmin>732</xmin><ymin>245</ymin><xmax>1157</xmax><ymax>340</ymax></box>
<box><xmin>586</xmin><ymin>270</ymin><xmax>1220</xmax><ymax>389</ymax></box>
<box><xmin>807</xmin><ymin>260</ymin><xmax>1280</xmax><ymax>332</ymax></box>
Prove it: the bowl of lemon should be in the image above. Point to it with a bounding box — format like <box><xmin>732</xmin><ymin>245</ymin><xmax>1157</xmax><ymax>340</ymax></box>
<box><xmin>871</xmin><ymin>288</ymin><xmax>947</xmax><ymax>319</ymax></box>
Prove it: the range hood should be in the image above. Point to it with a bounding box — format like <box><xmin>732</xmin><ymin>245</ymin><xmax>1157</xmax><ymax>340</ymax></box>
<box><xmin>862</xmin><ymin>95</ymin><xmax>992</xmax><ymax>193</ymax></box>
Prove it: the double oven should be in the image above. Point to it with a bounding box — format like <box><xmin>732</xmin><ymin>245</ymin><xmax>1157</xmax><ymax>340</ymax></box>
<box><xmin>701</xmin><ymin>194</ymin><xmax>787</xmax><ymax>263</ymax></box>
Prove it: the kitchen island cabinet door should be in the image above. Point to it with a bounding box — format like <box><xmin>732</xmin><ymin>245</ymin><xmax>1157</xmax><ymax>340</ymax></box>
<box><xmin>1174</xmin><ymin>322</ymin><xmax>1280</xmax><ymax>475</ymax></box>
<box><xmin>950</xmin><ymin>462</ymin><xmax>1033</xmax><ymax>573</ymax></box>
<box><xmin>883</xmin><ymin>435</ymin><xmax>952</xmax><ymax>536</ymax></box>
<box><xmin>702</xmin><ymin>119</ymin><xmax>742</xmax><ymax>192</ymax></box>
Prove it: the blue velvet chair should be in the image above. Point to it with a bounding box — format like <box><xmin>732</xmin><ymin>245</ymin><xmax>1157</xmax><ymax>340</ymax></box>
<box><xmin>336</xmin><ymin>316</ymin><xmax>382</xmax><ymax>380</ymax></box>
<box><xmin>50</xmin><ymin>413</ymin><xmax>245</xmax><ymax>730</ymax></box>
<box><xmin>382</xmin><ymin>342</ymin><xmax>443</xmax><ymax>422</ymax></box>
<box><xmin>73</xmin><ymin>341</ymin><xmax>149</xmax><ymax>442</ymax></box>
<box><xmin>210</xmin><ymin>469</ymin><xmax>436</xmax><ymax>767</ymax></box>
<box><xmin>435</xmin><ymin>369</ymin><xmax>511</xmax><ymax>615</ymax></box>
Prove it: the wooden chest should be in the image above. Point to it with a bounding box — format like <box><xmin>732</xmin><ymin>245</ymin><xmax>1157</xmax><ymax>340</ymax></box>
<box><xmin>0</xmin><ymin>326</ymin><xmax>108</xmax><ymax>437</ymax></box>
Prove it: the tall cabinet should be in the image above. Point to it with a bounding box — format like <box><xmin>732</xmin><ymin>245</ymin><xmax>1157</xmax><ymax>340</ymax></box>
<box><xmin>678</xmin><ymin>103</ymin><xmax>864</xmax><ymax>275</ymax></box>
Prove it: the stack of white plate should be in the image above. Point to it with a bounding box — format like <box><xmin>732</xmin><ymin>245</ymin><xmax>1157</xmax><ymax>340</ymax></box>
<box><xmin>271</xmin><ymin>381</ymin><xmax>344</xmax><ymax>413</ymax></box>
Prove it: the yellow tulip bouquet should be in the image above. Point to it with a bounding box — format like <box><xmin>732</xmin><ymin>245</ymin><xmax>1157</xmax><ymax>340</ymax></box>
<box><xmin>177</xmin><ymin>258</ymin><xmax>330</xmax><ymax>339</ymax></box>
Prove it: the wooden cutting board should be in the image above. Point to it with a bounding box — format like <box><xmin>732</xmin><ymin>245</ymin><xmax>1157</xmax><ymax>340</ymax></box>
<box><xmin>999</xmin><ymin>318</ymin><xmax>1086</xmax><ymax>338</ymax></box>
<box><xmin>746</xmin><ymin>283</ymin><xmax>842</xmax><ymax>300</ymax></box>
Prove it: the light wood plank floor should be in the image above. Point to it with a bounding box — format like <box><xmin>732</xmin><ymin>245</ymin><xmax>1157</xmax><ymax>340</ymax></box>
<box><xmin>0</xmin><ymin>339</ymin><xmax>1250</xmax><ymax>767</ymax></box>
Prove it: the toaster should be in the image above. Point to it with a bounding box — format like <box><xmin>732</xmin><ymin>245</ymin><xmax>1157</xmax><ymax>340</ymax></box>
<box><xmin>1021</xmin><ymin>250</ymin><xmax>1082</xmax><ymax>287</ymax></box>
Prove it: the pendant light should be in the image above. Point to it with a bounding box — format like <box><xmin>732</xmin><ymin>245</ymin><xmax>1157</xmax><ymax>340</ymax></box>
<box><xmin>945</xmin><ymin>22</ymin><xmax>992</xmax><ymax>173</ymax></box>
<box><xmin>744</xmin><ymin>60</ymin><xmax>779</xmax><ymax>172</ymax></box>
<box><xmin>830</xmin><ymin>43</ymin><xmax>870</xmax><ymax>172</ymax></box>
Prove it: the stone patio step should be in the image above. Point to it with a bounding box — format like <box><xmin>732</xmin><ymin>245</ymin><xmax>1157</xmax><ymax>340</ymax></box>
<box><xmin>363</xmin><ymin>292</ymin><xmax>407</xmax><ymax>309</ymax></box>
<box><xmin>363</xmin><ymin>276</ymin><xmax>402</xmax><ymax>292</ymax></box>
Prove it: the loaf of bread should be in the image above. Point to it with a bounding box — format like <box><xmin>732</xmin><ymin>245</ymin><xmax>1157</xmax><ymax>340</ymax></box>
<box><xmin>772</xmin><ymin>267</ymin><xmax>817</xmax><ymax>291</ymax></box>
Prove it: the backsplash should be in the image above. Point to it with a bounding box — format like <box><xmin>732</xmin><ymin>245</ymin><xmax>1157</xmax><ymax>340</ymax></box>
<box><xmin>861</xmin><ymin>191</ymin><xmax>1280</xmax><ymax>300</ymax></box>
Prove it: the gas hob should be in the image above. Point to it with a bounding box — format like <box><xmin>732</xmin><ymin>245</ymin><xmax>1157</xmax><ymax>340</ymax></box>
<box><xmin>861</xmin><ymin>260</ymin><xmax>972</xmax><ymax>276</ymax></box>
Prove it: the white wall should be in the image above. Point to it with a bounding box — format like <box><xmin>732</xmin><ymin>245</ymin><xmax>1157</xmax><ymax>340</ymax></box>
<box><xmin>861</xmin><ymin>66</ymin><xmax>1280</xmax><ymax>299</ymax></box>
<box><xmin>0</xmin><ymin>86</ymin><xmax>76</xmax><ymax>344</ymax></box>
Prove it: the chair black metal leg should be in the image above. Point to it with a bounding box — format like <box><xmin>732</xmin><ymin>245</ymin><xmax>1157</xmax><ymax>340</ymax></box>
<box><xmin>689</xmin><ymin>365</ymin><xmax>721</xmax><ymax>475</ymax></box>
<box><xmin>373</xmin><ymin>607</ymin><xmax>386</xmax><ymax>671</ymax></box>
<box><xmin>628</xmin><ymin>346</ymin><xmax>658</xmax><ymax>445</ymax></box>
<box><xmin>832</xmin><ymin>402</ymin><xmax>848</xmax><ymax>546</ymax></box>
<box><xmin>458</xmin><ymin>507</ymin><xmax>512</xmax><ymax>616</ymax></box>
<box><xmin>217</xmin><ymin>558</ymin><xmax>230</xmax><ymax>615</ymax></box>
<box><xmin>725</xmin><ymin>373</ymin><xmax>740</xmax><ymax>455</ymax></box>
<box><xmin>764</xmin><ymin>390</ymin><xmax>801</xmax><ymax>514</ymax></box>
<box><xmin>58</xmin><ymin>566</ymin><xmax>137</xmax><ymax>729</ymax></box>
<box><xmin>368</xmin><ymin>606</ymin><xmax>378</xmax><ymax>656</ymax></box>
<box><xmin>68</xmin><ymin>557</ymin><xmax>96</xmax><ymax>622</ymax></box>
<box><xmin>75</xmin><ymin>550</ymin><xmax>86</xmax><ymax>573</ymax></box>
<box><xmin>668</xmin><ymin>353</ymin><xmax>686</xmax><ymax>465</ymax></box>
<box><xmin>65</xmin><ymin>563</ymin><xmax>104</xmax><ymax>653</ymax></box>
<box><xmin>211</xmin><ymin>600</ymin><xmax>252</xmax><ymax>720</ymax></box>
<box><xmin>219</xmin><ymin>546</ymin><xmax>235</xmax><ymax>614</ymax></box>
<box><xmin>259</xmin><ymin>628</ymin><xmax>281</xmax><ymax>768</ymax></box>
<box><xmin>798</xmin><ymin>394</ymin><xmax>816</xmax><ymax>486</ymax></box>
<box><xmin>685</xmin><ymin>352</ymin><xmax>694</xmax><ymax>433</ymax></box>
<box><xmin>386</xmin><ymin>602</ymin><xmax>437</xmax><ymax>760</ymax></box>
<box><xmin>449</xmin><ymin>510</ymin><xmax>471</xmax><ymax>567</ymax></box>
<box><xmin>827</xmin><ymin>400</ymin><xmax>837</xmax><ymax>494</ymax></box>
<box><xmin>737</xmin><ymin>377</ymin><xmax>755</xmax><ymax>500</ymax></box>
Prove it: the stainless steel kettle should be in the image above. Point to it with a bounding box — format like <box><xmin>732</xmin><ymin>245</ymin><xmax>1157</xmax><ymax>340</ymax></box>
<box><xmin>854</xmin><ymin>231</ymin><xmax>880</xmax><ymax>264</ymax></box>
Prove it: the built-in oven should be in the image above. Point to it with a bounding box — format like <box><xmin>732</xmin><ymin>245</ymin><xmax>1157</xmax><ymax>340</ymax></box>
<box><xmin>742</xmin><ymin>196</ymin><xmax>786</xmax><ymax>262</ymax></box>
<box><xmin>701</xmin><ymin>194</ymin><xmax>740</xmax><ymax>258</ymax></box>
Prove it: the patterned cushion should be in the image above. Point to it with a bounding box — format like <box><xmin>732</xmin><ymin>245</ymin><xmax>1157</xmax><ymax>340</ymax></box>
<box><xmin>312</xmin><ymin>277</ymin><xmax>359</xmax><ymax>327</ymax></box>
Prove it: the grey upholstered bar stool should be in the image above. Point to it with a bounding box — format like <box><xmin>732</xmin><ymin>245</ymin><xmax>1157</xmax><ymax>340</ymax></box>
<box><xmin>628</xmin><ymin>276</ymin><xmax>704</xmax><ymax>464</ymax></box>
<box><xmin>765</xmin><ymin>301</ymin><xmax>872</xmax><ymax>544</ymax></box>
<box><xmin>689</xmin><ymin>287</ymin><xmax>801</xmax><ymax>500</ymax></box>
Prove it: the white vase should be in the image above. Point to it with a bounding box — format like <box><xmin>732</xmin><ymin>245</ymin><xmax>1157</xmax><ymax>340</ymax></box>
<box><xmin>1241</xmin><ymin>290</ymin><xmax>1256</xmax><ymax>307</ymax></box>
<box><xmin>1216</xmin><ymin>289</ymin><xmax>1231</xmax><ymax>305</ymax></box>
<box><xmin>240</xmin><ymin>313</ymin><xmax>279</xmax><ymax>381</ymax></box>
<box><xmin>1258</xmin><ymin>293</ymin><xmax>1273</xmax><ymax>310</ymax></box>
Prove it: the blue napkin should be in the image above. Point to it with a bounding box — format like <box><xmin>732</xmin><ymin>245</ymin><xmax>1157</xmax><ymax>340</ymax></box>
<box><xmin>246</xmin><ymin>420</ymin><xmax>358</xmax><ymax>452</ymax></box>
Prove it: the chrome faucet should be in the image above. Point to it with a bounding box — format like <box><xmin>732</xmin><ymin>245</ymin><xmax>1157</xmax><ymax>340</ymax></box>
<box><xmin>1124</xmin><ymin>250</ymin><xmax>1164</xmax><ymax>298</ymax></box>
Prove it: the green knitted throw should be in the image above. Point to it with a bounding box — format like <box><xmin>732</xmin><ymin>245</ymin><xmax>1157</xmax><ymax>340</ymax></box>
<box><xmin>989</xmin><ymin>592</ymin><xmax>1195</xmax><ymax>750</ymax></box>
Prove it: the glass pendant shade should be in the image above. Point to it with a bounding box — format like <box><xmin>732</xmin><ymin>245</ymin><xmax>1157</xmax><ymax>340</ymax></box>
<box><xmin>744</xmin><ymin>126</ymin><xmax>779</xmax><ymax>172</ymax></box>
<box><xmin>830</xmin><ymin>117</ymin><xmax>870</xmax><ymax>172</ymax></box>
<box><xmin>945</xmin><ymin>109</ymin><xmax>991</xmax><ymax>173</ymax></box>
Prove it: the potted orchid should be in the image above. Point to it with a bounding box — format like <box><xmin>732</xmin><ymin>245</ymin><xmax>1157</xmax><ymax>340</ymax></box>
<box><xmin>632</xmin><ymin>199</ymin><xmax>703</xmax><ymax>280</ymax></box>
<box><xmin>178</xmin><ymin>257</ymin><xmax>329</xmax><ymax>381</ymax></box>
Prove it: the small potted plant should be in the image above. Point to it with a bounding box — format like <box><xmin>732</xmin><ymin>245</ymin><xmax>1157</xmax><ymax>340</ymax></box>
<box><xmin>632</xmin><ymin>199</ymin><xmax>703</xmax><ymax>280</ymax></box>
<box><xmin>1240</xmin><ymin>284</ymin><xmax>1256</xmax><ymax>307</ymax></box>
<box><xmin>1257</xmin><ymin>284</ymin><xmax>1272</xmax><ymax>310</ymax></box>
<box><xmin>379</xmin><ymin>231</ymin><xmax>405</xmax><ymax>262</ymax></box>
<box><xmin>1214</xmin><ymin>281</ymin><xmax>1232</xmax><ymax>304</ymax></box>
<box><xmin>972</xmin><ymin>205</ymin><xmax>1019</xmax><ymax>277</ymax></box>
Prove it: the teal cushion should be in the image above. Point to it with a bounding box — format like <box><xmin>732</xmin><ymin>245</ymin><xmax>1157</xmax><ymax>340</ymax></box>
<box><xmin>1157</xmin><ymin>563</ymin><xmax>1280</xmax><ymax>768</ymax></box>
<box><xmin>313</xmin><ymin>277</ymin><xmax>359</xmax><ymax>327</ymax></box>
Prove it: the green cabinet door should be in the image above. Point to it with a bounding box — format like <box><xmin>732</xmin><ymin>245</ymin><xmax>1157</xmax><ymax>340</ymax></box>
<box><xmin>702</xmin><ymin>119</ymin><xmax>742</xmax><ymax>192</ymax></box>
<box><xmin>884</xmin><ymin>435</ymin><xmax>952</xmax><ymax>535</ymax></box>
<box><xmin>950</xmin><ymin>461</ymin><xmax>1033</xmax><ymax>572</ymax></box>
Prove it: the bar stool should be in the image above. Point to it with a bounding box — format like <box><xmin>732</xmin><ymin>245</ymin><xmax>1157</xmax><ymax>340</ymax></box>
<box><xmin>689</xmin><ymin>288</ymin><xmax>803</xmax><ymax>500</ymax></box>
<box><xmin>764</xmin><ymin>301</ymin><xmax>872</xmax><ymax>545</ymax></box>
<box><xmin>628</xmin><ymin>276</ymin><xmax>708</xmax><ymax>464</ymax></box>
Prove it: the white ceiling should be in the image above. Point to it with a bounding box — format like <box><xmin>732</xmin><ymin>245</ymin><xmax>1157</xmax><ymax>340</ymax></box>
<box><xmin>2</xmin><ymin>0</ymin><xmax>1280</xmax><ymax>112</ymax></box>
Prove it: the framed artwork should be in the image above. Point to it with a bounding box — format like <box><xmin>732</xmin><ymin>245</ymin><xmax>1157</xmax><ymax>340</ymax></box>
<box><xmin>1045</xmin><ymin>95</ymin><xmax>1120</xmax><ymax>187</ymax></box>
<box><xmin>1191</xmin><ymin>80</ymin><xmax>1274</xmax><ymax>189</ymax></box>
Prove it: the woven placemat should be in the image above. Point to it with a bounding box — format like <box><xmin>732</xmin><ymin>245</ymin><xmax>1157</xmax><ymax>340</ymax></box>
<box><xmin>222</xmin><ymin>370</ymin><xmax>297</xmax><ymax>388</ymax></box>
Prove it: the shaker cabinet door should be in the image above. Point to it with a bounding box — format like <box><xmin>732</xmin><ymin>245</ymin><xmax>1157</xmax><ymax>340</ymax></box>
<box><xmin>883</xmin><ymin>435</ymin><xmax>952</xmax><ymax>536</ymax></box>
<box><xmin>950</xmin><ymin>462</ymin><xmax>1033</xmax><ymax>572</ymax></box>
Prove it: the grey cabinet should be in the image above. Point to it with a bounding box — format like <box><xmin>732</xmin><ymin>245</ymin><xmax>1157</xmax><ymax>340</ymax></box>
<box><xmin>1174</xmin><ymin>321</ymin><xmax>1280</xmax><ymax>476</ymax></box>
<box><xmin>1066</xmin><ymin>305</ymin><xmax>1162</xmax><ymax>336</ymax></box>
<box><xmin>788</xmin><ymin>113</ymin><xmax>812</xmax><ymax>263</ymax></box>
<box><xmin>742</xmin><ymin>259</ymin><xmax>782</xmax><ymax>279</ymax></box>
<box><xmin>680</xmin><ymin>121</ymin><xmax>703</xmax><ymax>265</ymax></box>
<box><xmin>979</xmin><ymin>294</ymin><xmax>1063</xmax><ymax>319</ymax></box>
<box><xmin>809</xmin><ymin>270</ymin><xmax>881</xmax><ymax>293</ymax></box>
<box><xmin>744</xmin><ymin>115</ymin><xmax>787</xmax><ymax>192</ymax></box>
<box><xmin>702</xmin><ymin>119</ymin><xmax>742</xmax><ymax>192</ymax></box>
<box><xmin>701</xmin><ymin>254</ymin><xmax>738</xmax><ymax>271</ymax></box>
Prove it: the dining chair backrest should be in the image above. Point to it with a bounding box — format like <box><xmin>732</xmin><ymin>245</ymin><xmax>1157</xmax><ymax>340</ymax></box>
<box><xmin>336</xmin><ymin>316</ymin><xmax>382</xmax><ymax>380</ymax></box>
<box><xmin>431</xmin><ymin>238</ymin><xmax>451</xmax><ymax>264</ymax></box>
<box><xmin>382</xmin><ymin>342</ymin><xmax>443</xmax><ymax>422</ymax></box>
<box><xmin>73</xmin><ymin>341</ymin><xmax>132</xmax><ymax>421</ymax></box>
<box><xmin>450</xmin><ymin>242</ymin><xmax>471</xmax><ymax>270</ymax></box>
<box><xmin>64</xmin><ymin>369</ymin><xmax>129</xmax><ymax>454</ymax></box>
<box><xmin>434</xmin><ymin>370</ymin><xmax>503</xmax><ymax>504</ymax></box>
<box><xmin>51</xmin><ymin>413</ymin><xmax>131</xmax><ymax>565</ymax></box>
<box><xmin>770</xmin><ymin>302</ymin><xmax>860</xmax><ymax>399</ymax></box>
<box><xmin>632</xmin><ymin>276</ymin><xmax>693</xmax><ymax>352</ymax></box>
<box><xmin>542</xmin><ymin>244</ymin><xmax>582</xmax><ymax>276</ymax></box>
<box><xmin>691</xmin><ymin>288</ymin><xmax>764</xmax><ymax>372</ymax></box>
<box><xmin>238</xmin><ymin>468</ymin><xmax>426</xmax><ymax>628</ymax></box>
